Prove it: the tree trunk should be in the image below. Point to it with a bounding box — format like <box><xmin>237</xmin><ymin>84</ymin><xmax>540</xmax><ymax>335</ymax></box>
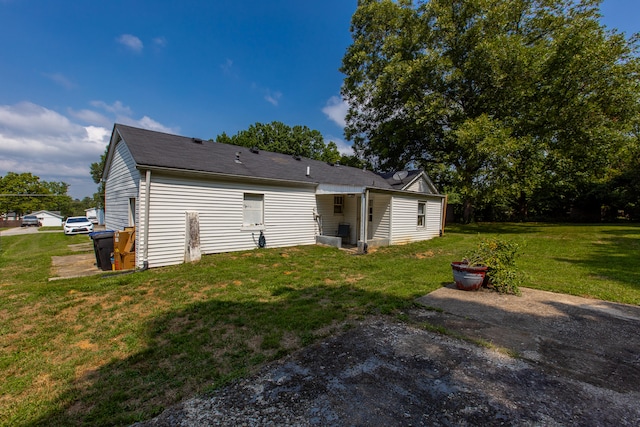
<box><xmin>517</xmin><ymin>192</ymin><xmax>528</xmax><ymax>220</ymax></box>
<box><xmin>462</xmin><ymin>198</ymin><xmax>474</xmax><ymax>224</ymax></box>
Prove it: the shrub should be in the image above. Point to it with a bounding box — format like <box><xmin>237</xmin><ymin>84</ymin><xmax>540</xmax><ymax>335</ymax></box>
<box><xmin>465</xmin><ymin>238</ymin><xmax>523</xmax><ymax>295</ymax></box>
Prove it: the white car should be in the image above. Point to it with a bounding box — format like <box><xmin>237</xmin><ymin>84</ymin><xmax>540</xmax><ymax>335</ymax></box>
<box><xmin>63</xmin><ymin>216</ymin><xmax>94</xmax><ymax>235</ymax></box>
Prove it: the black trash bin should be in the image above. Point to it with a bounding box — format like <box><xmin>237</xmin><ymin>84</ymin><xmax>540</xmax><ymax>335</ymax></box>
<box><xmin>90</xmin><ymin>231</ymin><xmax>114</xmax><ymax>271</ymax></box>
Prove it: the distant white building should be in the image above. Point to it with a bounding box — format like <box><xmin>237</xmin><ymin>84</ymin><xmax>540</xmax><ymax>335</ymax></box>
<box><xmin>31</xmin><ymin>210</ymin><xmax>64</xmax><ymax>227</ymax></box>
<box><xmin>85</xmin><ymin>208</ymin><xmax>98</xmax><ymax>224</ymax></box>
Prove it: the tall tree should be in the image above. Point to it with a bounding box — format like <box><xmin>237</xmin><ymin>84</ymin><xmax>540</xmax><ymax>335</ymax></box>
<box><xmin>216</xmin><ymin>121</ymin><xmax>341</xmax><ymax>162</ymax></box>
<box><xmin>0</xmin><ymin>172</ymin><xmax>71</xmax><ymax>216</ymax></box>
<box><xmin>90</xmin><ymin>147</ymin><xmax>108</xmax><ymax>208</ymax></box>
<box><xmin>341</xmin><ymin>0</ymin><xmax>639</xmax><ymax>221</ymax></box>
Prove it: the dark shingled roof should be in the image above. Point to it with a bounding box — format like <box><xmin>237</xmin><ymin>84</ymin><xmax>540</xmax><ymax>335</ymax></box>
<box><xmin>113</xmin><ymin>124</ymin><xmax>404</xmax><ymax>190</ymax></box>
<box><xmin>378</xmin><ymin>170</ymin><xmax>424</xmax><ymax>190</ymax></box>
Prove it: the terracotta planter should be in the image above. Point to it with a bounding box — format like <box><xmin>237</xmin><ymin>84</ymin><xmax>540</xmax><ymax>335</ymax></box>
<box><xmin>451</xmin><ymin>262</ymin><xmax>488</xmax><ymax>291</ymax></box>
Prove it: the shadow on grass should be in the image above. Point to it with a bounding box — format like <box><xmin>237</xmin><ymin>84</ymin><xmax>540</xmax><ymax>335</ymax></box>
<box><xmin>554</xmin><ymin>229</ymin><xmax>640</xmax><ymax>290</ymax></box>
<box><xmin>28</xmin><ymin>285</ymin><xmax>407</xmax><ymax>427</ymax></box>
<box><xmin>446</xmin><ymin>222</ymin><xmax>545</xmax><ymax>235</ymax></box>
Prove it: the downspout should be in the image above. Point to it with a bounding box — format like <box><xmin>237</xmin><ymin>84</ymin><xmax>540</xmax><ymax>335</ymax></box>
<box><xmin>141</xmin><ymin>169</ymin><xmax>151</xmax><ymax>270</ymax></box>
<box><xmin>441</xmin><ymin>195</ymin><xmax>448</xmax><ymax>237</ymax></box>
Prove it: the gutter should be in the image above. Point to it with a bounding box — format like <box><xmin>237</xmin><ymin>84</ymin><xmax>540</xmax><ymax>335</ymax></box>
<box><xmin>135</xmin><ymin>164</ymin><xmax>319</xmax><ymax>189</ymax></box>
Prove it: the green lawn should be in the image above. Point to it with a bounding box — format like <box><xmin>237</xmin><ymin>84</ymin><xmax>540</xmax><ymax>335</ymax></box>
<box><xmin>1</xmin><ymin>223</ymin><xmax>638</xmax><ymax>426</ymax></box>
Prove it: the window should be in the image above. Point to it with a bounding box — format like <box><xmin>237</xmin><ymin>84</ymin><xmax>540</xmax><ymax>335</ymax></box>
<box><xmin>334</xmin><ymin>195</ymin><xmax>344</xmax><ymax>214</ymax></box>
<box><xmin>368</xmin><ymin>199</ymin><xmax>373</xmax><ymax>222</ymax></box>
<box><xmin>417</xmin><ymin>201</ymin><xmax>426</xmax><ymax>227</ymax></box>
<box><xmin>243</xmin><ymin>193</ymin><xmax>264</xmax><ymax>226</ymax></box>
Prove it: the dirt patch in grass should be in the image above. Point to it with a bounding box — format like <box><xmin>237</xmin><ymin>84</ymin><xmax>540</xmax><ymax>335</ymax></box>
<box><xmin>344</xmin><ymin>274</ymin><xmax>364</xmax><ymax>284</ymax></box>
<box><xmin>414</xmin><ymin>250</ymin><xmax>435</xmax><ymax>258</ymax></box>
<box><xmin>50</xmin><ymin>253</ymin><xmax>102</xmax><ymax>280</ymax></box>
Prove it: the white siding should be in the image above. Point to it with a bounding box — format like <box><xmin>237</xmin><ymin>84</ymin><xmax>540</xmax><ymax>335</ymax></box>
<box><xmin>143</xmin><ymin>174</ymin><xmax>318</xmax><ymax>267</ymax></box>
<box><xmin>105</xmin><ymin>142</ymin><xmax>140</xmax><ymax>232</ymax></box>
<box><xmin>316</xmin><ymin>194</ymin><xmax>358</xmax><ymax>244</ymax></box>
<box><xmin>406</xmin><ymin>177</ymin><xmax>434</xmax><ymax>194</ymax></box>
<box><xmin>390</xmin><ymin>195</ymin><xmax>442</xmax><ymax>245</ymax></box>
<box><xmin>427</xmin><ymin>198</ymin><xmax>443</xmax><ymax>236</ymax></box>
<box><xmin>316</xmin><ymin>194</ymin><xmax>341</xmax><ymax>237</ymax></box>
<box><xmin>370</xmin><ymin>194</ymin><xmax>391</xmax><ymax>240</ymax></box>
<box><xmin>32</xmin><ymin>212</ymin><xmax>63</xmax><ymax>227</ymax></box>
<box><xmin>344</xmin><ymin>195</ymin><xmax>358</xmax><ymax>244</ymax></box>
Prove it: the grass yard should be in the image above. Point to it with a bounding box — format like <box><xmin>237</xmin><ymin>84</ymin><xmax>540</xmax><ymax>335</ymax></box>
<box><xmin>1</xmin><ymin>223</ymin><xmax>639</xmax><ymax>426</ymax></box>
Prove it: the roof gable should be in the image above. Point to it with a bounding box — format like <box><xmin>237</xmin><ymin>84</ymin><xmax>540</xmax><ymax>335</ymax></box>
<box><xmin>379</xmin><ymin>170</ymin><xmax>438</xmax><ymax>194</ymax></box>
<box><xmin>30</xmin><ymin>210</ymin><xmax>63</xmax><ymax>219</ymax></box>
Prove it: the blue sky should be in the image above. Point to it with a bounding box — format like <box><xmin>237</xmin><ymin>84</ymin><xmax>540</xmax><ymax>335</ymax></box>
<box><xmin>0</xmin><ymin>0</ymin><xmax>637</xmax><ymax>199</ymax></box>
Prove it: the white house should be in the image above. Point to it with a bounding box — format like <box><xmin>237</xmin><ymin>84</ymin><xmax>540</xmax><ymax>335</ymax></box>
<box><xmin>31</xmin><ymin>210</ymin><xmax>63</xmax><ymax>227</ymax></box>
<box><xmin>103</xmin><ymin>124</ymin><xmax>446</xmax><ymax>269</ymax></box>
<box><xmin>85</xmin><ymin>208</ymin><xmax>98</xmax><ymax>224</ymax></box>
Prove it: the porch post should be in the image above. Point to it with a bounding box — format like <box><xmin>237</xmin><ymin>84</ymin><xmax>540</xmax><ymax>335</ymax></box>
<box><xmin>358</xmin><ymin>189</ymin><xmax>369</xmax><ymax>253</ymax></box>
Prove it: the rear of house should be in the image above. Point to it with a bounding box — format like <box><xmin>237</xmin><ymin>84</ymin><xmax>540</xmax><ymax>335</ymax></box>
<box><xmin>103</xmin><ymin>124</ymin><xmax>446</xmax><ymax>269</ymax></box>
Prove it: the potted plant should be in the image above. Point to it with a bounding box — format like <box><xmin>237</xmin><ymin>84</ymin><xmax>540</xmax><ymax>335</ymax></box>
<box><xmin>450</xmin><ymin>261</ymin><xmax>488</xmax><ymax>291</ymax></box>
<box><xmin>452</xmin><ymin>238</ymin><xmax>523</xmax><ymax>294</ymax></box>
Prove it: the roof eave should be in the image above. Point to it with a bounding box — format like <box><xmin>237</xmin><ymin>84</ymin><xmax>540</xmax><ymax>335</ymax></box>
<box><xmin>365</xmin><ymin>185</ymin><xmax>447</xmax><ymax>198</ymax></box>
<box><xmin>137</xmin><ymin>164</ymin><xmax>319</xmax><ymax>189</ymax></box>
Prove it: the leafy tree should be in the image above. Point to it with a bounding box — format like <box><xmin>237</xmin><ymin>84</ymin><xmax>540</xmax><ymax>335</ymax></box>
<box><xmin>341</xmin><ymin>0</ymin><xmax>640</xmax><ymax>222</ymax></box>
<box><xmin>216</xmin><ymin>121</ymin><xmax>341</xmax><ymax>162</ymax></box>
<box><xmin>41</xmin><ymin>180</ymin><xmax>73</xmax><ymax>216</ymax></box>
<box><xmin>0</xmin><ymin>172</ymin><xmax>72</xmax><ymax>216</ymax></box>
<box><xmin>90</xmin><ymin>147</ymin><xmax>108</xmax><ymax>208</ymax></box>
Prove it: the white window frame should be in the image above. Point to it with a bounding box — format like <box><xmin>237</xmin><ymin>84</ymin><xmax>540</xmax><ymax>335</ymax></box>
<box><xmin>417</xmin><ymin>201</ymin><xmax>426</xmax><ymax>228</ymax></box>
<box><xmin>243</xmin><ymin>193</ymin><xmax>264</xmax><ymax>228</ymax></box>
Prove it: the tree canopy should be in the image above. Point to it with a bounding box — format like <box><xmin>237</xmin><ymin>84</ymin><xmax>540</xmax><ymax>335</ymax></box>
<box><xmin>216</xmin><ymin>121</ymin><xmax>342</xmax><ymax>163</ymax></box>
<box><xmin>341</xmin><ymin>0</ymin><xmax>640</xmax><ymax>221</ymax></box>
<box><xmin>90</xmin><ymin>148</ymin><xmax>108</xmax><ymax>208</ymax></box>
<box><xmin>0</xmin><ymin>172</ymin><xmax>74</xmax><ymax>217</ymax></box>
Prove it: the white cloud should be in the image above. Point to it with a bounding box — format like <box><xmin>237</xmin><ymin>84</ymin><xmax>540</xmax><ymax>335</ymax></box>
<box><xmin>221</xmin><ymin>58</ymin><xmax>234</xmax><ymax>75</ymax></box>
<box><xmin>117</xmin><ymin>34</ymin><xmax>144</xmax><ymax>52</ymax></box>
<box><xmin>43</xmin><ymin>72</ymin><xmax>75</xmax><ymax>89</ymax></box>
<box><xmin>322</xmin><ymin>96</ymin><xmax>349</xmax><ymax>128</ymax></box>
<box><xmin>90</xmin><ymin>100</ymin><xmax>178</xmax><ymax>133</ymax></box>
<box><xmin>68</xmin><ymin>108</ymin><xmax>112</xmax><ymax>127</ymax></box>
<box><xmin>264</xmin><ymin>90</ymin><xmax>282</xmax><ymax>106</ymax></box>
<box><xmin>153</xmin><ymin>36</ymin><xmax>167</xmax><ymax>48</ymax></box>
<box><xmin>0</xmin><ymin>101</ymin><xmax>176</xmax><ymax>198</ymax></box>
<box><xmin>130</xmin><ymin>116</ymin><xmax>176</xmax><ymax>134</ymax></box>
<box><xmin>90</xmin><ymin>100</ymin><xmax>133</xmax><ymax>117</ymax></box>
<box><xmin>325</xmin><ymin>135</ymin><xmax>354</xmax><ymax>156</ymax></box>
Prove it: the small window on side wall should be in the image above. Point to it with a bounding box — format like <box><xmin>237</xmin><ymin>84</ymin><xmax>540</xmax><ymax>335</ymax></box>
<box><xmin>334</xmin><ymin>195</ymin><xmax>344</xmax><ymax>214</ymax></box>
<box><xmin>243</xmin><ymin>193</ymin><xmax>264</xmax><ymax>226</ymax></box>
<box><xmin>417</xmin><ymin>201</ymin><xmax>426</xmax><ymax>227</ymax></box>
